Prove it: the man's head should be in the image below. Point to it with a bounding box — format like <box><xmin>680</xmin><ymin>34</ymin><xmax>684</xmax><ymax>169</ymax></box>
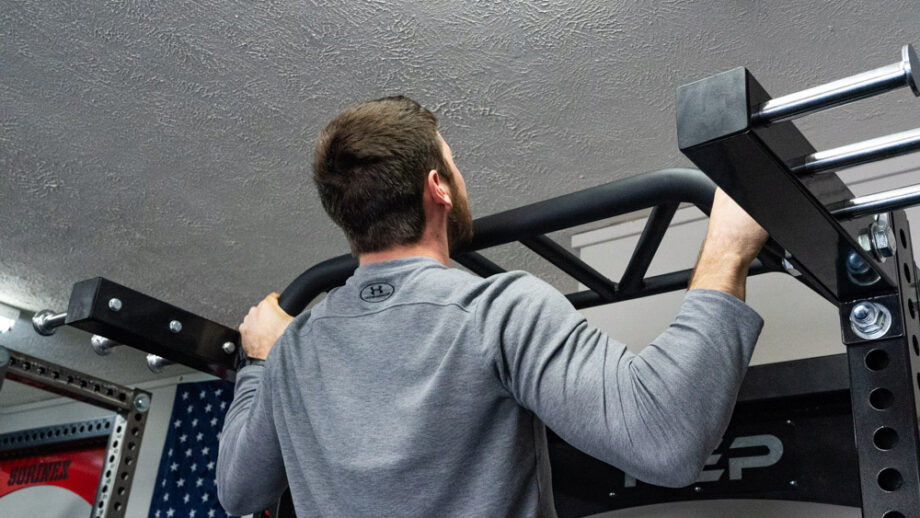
<box><xmin>313</xmin><ymin>96</ymin><xmax>473</xmax><ymax>255</ymax></box>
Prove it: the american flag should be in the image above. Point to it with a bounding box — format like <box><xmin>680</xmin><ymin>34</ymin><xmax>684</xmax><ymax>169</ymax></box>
<box><xmin>147</xmin><ymin>379</ymin><xmax>237</xmax><ymax>518</ymax></box>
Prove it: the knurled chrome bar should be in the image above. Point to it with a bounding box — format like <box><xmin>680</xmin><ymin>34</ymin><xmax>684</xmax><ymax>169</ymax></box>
<box><xmin>829</xmin><ymin>183</ymin><xmax>920</xmax><ymax>219</ymax></box>
<box><xmin>619</xmin><ymin>203</ymin><xmax>679</xmax><ymax>293</ymax></box>
<box><xmin>753</xmin><ymin>44</ymin><xmax>920</xmax><ymax>125</ymax></box>
<box><xmin>520</xmin><ymin>234</ymin><xmax>618</xmax><ymax>300</ymax></box>
<box><xmin>454</xmin><ymin>251</ymin><xmax>506</xmax><ymax>277</ymax></box>
<box><xmin>793</xmin><ymin>128</ymin><xmax>920</xmax><ymax>175</ymax></box>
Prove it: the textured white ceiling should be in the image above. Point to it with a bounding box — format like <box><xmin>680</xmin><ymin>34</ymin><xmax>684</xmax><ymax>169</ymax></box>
<box><xmin>2</xmin><ymin>1</ymin><xmax>919</xmax><ymax>404</ymax></box>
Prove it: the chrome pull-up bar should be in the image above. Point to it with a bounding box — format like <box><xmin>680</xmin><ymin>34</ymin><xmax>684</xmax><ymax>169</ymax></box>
<box><xmin>830</xmin><ymin>183</ymin><xmax>920</xmax><ymax>220</ymax></box>
<box><xmin>792</xmin><ymin>128</ymin><xmax>920</xmax><ymax>175</ymax></box>
<box><xmin>753</xmin><ymin>44</ymin><xmax>919</xmax><ymax>125</ymax></box>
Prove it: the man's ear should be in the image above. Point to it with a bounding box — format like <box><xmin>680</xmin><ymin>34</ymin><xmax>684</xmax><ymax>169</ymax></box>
<box><xmin>426</xmin><ymin>170</ymin><xmax>453</xmax><ymax>209</ymax></box>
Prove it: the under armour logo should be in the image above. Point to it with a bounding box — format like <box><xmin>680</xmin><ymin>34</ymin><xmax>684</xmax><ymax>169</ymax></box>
<box><xmin>360</xmin><ymin>282</ymin><xmax>395</xmax><ymax>302</ymax></box>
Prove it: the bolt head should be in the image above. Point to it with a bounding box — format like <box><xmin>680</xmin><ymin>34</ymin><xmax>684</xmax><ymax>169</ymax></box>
<box><xmin>693</xmin><ymin>486</ymin><xmax>703</xmax><ymax>493</ymax></box>
<box><xmin>608</xmin><ymin>492</ymin><xmax>616</xmax><ymax>498</ymax></box>
<box><xmin>849</xmin><ymin>301</ymin><xmax>892</xmax><ymax>340</ymax></box>
<box><xmin>851</xmin><ymin>302</ymin><xmax>875</xmax><ymax>323</ymax></box>
<box><xmin>108</xmin><ymin>298</ymin><xmax>122</xmax><ymax>312</ymax></box>
<box><xmin>169</xmin><ymin>320</ymin><xmax>182</xmax><ymax>333</ymax></box>
<box><xmin>789</xmin><ymin>480</ymin><xmax>798</xmax><ymax>488</ymax></box>
<box><xmin>91</xmin><ymin>335</ymin><xmax>112</xmax><ymax>356</ymax></box>
<box><xmin>133</xmin><ymin>393</ymin><xmax>151</xmax><ymax>413</ymax></box>
<box><xmin>846</xmin><ymin>251</ymin><xmax>870</xmax><ymax>275</ymax></box>
<box><xmin>222</xmin><ymin>341</ymin><xmax>237</xmax><ymax>355</ymax></box>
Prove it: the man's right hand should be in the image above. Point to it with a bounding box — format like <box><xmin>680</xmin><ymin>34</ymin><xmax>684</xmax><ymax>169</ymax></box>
<box><xmin>688</xmin><ymin>188</ymin><xmax>768</xmax><ymax>301</ymax></box>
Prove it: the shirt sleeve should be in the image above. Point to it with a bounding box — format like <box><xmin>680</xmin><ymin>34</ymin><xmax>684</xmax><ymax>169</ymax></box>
<box><xmin>482</xmin><ymin>273</ymin><xmax>764</xmax><ymax>488</ymax></box>
<box><xmin>216</xmin><ymin>362</ymin><xmax>288</xmax><ymax>514</ymax></box>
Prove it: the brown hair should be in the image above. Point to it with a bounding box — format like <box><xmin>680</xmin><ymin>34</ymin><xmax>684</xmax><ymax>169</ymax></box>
<box><xmin>312</xmin><ymin>96</ymin><xmax>453</xmax><ymax>254</ymax></box>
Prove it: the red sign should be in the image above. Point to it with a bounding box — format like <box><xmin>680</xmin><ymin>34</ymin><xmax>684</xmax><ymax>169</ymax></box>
<box><xmin>0</xmin><ymin>447</ymin><xmax>106</xmax><ymax>504</ymax></box>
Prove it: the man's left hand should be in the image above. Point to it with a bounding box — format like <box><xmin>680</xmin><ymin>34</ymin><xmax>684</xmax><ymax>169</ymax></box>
<box><xmin>239</xmin><ymin>293</ymin><xmax>295</xmax><ymax>360</ymax></box>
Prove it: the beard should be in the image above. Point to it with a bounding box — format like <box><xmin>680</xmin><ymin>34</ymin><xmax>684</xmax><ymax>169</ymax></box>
<box><xmin>447</xmin><ymin>184</ymin><xmax>474</xmax><ymax>253</ymax></box>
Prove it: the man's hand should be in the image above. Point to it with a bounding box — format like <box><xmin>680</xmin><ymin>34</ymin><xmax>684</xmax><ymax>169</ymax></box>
<box><xmin>689</xmin><ymin>188</ymin><xmax>769</xmax><ymax>301</ymax></box>
<box><xmin>239</xmin><ymin>293</ymin><xmax>295</xmax><ymax>360</ymax></box>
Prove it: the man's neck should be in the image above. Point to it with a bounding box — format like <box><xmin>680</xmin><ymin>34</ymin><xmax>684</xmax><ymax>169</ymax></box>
<box><xmin>358</xmin><ymin>241</ymin><xmax>450</xmax><ymax>267</ymax></box>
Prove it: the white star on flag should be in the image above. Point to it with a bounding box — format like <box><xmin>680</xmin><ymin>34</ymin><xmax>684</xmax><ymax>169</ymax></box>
<box><xmin>148</xmin><ymin>379</ymin><xmax>236</xmax><ymax>518</ymax></box>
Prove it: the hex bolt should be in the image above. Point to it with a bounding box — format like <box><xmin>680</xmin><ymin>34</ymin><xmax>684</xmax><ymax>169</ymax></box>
<box><xmin>108</xmin><ymin>298</ymin><xmax>122</xmax><ymax>312</ymax></box>
<box><xmin>169</xmin><ymin>320</ymin><xmax>182</xmax><ymax>333</ymax></box>
<box><xmin>133</xmin><ymin>393</ymin><xmax>151</xmax><ymax>413</ymax></box>
<box><xmin>608</xmin><ymin>492</ymin><xmax>616</xmax><ymax>498</ymax></box>
<box><xmin>789</xmin><ymin>480</ymin><xmax>798</xmax><ymax>488</ymax></box>
<box><xmin>849</xmin><ymin>301</ymin><xmax>892</xmax><ymax>340</ymax></box>
<box><xmin>871</xmin><ymin>213</ymin><xmax>896</xmax><ymax>259</ymax></box>
<box><xmin>222</xmin><ymin>341</ymin><xmax>237</xmax><ymax>355</ymax></box>
<box><xmin>693</xmin><ymin>486</ymin><xmax>703</xmax><ymax>493</ymax></box>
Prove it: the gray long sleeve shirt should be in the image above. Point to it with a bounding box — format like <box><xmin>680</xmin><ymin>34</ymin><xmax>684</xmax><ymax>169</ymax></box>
<box><xmin>217</xmin><ymin>256</ymin><xmax>763</xmax><ymax>517</ymax></box>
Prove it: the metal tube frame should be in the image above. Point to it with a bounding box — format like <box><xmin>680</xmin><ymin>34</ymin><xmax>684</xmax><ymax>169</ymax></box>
<box><xmin>677</xmin><ymin>45</ymin><xmax>920</xmax><ymax>518</ymax></box>
<box><xmin>1</xmin><ymin>346</ymin><xmax>151</xmax><ymax>518</ymax></box>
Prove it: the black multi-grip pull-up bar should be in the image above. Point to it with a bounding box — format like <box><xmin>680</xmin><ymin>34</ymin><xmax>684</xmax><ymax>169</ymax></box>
<box><xmin>29</xmin><ymin>43</ymin><xmax>920</xmax><ymax>517</ymax></box>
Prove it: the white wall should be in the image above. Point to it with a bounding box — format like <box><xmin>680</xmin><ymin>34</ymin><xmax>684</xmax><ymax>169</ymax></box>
<box><xmin>0</xmin><ymin>372</ymin><xmax>216</xmax><ymax>518</ymax></box>
<box><xmin>573</xmin><ymin>165</ymin><xmax>919</xmax><ymax>518</ymax></box>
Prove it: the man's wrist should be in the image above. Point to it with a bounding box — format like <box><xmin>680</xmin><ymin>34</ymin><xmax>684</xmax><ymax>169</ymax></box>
<box><xmin>689</xmin><ymin>245</ymin><xmax>752</xmax><ymax>300</ymax></box>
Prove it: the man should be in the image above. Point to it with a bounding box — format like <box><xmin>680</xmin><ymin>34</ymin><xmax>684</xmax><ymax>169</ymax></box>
<box><xmin>217</xmin><ymin>96</ymin><xmax>767</xmax><ymax>517</ymax></box>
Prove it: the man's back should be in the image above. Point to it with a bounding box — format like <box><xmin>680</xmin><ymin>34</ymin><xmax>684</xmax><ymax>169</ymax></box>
<box><xmin>269</xmin><ymin>256</ymin><xmax>555</xmax><ymax>516</ymax></box>
<box><xmin>218</xmin><ymin>256</ymin><xmax>762</xmax><ymax>516</ymax></box>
